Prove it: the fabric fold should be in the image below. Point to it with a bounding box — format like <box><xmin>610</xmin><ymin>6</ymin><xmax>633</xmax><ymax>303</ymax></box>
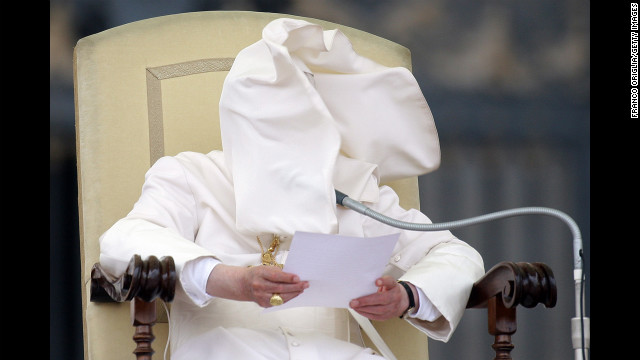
<box><xmin>219</xmin><ymin>18</ymin><xmax>441</xmax><ymax>236</ymax></box>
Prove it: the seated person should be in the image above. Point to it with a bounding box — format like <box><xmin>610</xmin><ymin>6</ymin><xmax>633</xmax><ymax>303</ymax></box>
<box><xmin>98</xmin><ymin>17</ymin><xmax>485</xmax><ymax>360</ymax></box>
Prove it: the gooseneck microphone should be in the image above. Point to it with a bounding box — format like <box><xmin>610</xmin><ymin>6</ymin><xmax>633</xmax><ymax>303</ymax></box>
<box><xmin>335</xmin><ymin>189</ymin><xmax>589</xmax><ymax>360</ymax></box>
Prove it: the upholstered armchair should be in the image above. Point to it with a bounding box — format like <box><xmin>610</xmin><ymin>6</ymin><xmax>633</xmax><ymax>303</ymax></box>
<box><xmin>74</xmin><ymin>11</ymin><xmax>557</xmax><ymax>360</ymax></box>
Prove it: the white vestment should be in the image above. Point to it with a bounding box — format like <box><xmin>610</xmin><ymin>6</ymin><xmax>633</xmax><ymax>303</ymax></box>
<box><xmin>99</xmin><ymin>151</ymin><xmax>485</xmax><ymax>359</ymax></box>
<box><xmin>98</xmin><ymin>17</ymin><xmax>485</xmax><ymax>359</ymax></box>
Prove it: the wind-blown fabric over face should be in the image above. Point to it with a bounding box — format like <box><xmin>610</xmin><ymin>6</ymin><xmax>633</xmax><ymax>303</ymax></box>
<box><xmin>219</xmin><ymin>18</ymin><xmax>441</xmax><ymax>236</ymax></box>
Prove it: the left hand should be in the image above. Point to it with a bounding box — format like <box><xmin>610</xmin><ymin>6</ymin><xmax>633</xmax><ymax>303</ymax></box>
<box><xmin>349</xmin><ymin>275</ymin><xmax>411</xmax><ymax>321</ymax></box>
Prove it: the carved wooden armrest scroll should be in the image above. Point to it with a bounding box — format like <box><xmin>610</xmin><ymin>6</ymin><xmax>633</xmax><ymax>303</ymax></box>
<box><xmin>90</xmin><ymin>255</ymin><xmax>176</xmax><ymax>360</ymax></box>
<box><xmin>466</xmin><ymin>261</ymin><xmax>557</xmax><ymax>360</ymax></box>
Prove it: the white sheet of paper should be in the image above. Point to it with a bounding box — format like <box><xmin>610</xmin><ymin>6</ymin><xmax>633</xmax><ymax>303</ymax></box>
<box><xmin>263</xmin><ymin>231</ymin><xmax>399</xmax><ymax>313</ymax></box>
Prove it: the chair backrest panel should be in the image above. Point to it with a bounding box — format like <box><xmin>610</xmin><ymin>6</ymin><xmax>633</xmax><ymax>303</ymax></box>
<box><xmin>75</xmin><ymin>10</ymin><xmax>422</xmax><ymax>360</ymax></box>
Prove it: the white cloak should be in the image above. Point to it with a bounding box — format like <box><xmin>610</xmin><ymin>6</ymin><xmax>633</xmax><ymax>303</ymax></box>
<box><xmin>99</xmin><ymin>151</ymin><xmax>485</xmax><ymax>359</ymax></box>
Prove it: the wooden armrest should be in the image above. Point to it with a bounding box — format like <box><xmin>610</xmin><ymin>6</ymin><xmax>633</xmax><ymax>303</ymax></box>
<box><xmin>466</xmin><ymin>261</ymin><xmax>557</xmax><ymax>359</ymax></box>
<box><xmin>90</xmin><ymin>255</ymin><xmax>176</xmax><ymax>360</ymax></box>
<box><xmin>91</xmin><ymin>254</ymin><xmax>176</xmax><ymax>303</ymax></box>
<box><xmin>467</xmin><ymin>261</ymin><xmax>556</xmax><ymax>309</ymax></box>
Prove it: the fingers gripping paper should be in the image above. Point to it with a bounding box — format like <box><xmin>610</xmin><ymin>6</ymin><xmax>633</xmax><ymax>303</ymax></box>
<box><xmin>263</xmin><ymin>231</ymin><xmax>399</xmax><ymax>312</ymax></box>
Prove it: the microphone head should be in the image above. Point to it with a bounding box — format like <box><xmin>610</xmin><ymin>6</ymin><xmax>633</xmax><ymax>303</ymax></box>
<box><xmin>335</xmin><ymin>189</ymin><xmax>348</xmax><ymax>206</ymax></box>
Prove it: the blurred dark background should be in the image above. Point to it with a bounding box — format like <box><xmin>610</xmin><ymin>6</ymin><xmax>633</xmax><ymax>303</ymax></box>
<box><xmin>50</xmin><ymin>1</ymin><xmax>590</xmax><ymax>359</ymax></box>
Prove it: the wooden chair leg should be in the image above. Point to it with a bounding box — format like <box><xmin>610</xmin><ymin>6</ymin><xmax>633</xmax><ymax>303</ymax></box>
<box><xmin>91</xmin><ymin>255</ymin><xmax>176</xmax><ymax>360</ymax></box>
<box><xmin>488</xmin><ymin>296</ymin><xmax>516</xmax><ymax>360</ymax></box>
<box><xmin>131</xmin><ymin>297</ymin><xmax>157</xmax><ymax>360</ymax></box>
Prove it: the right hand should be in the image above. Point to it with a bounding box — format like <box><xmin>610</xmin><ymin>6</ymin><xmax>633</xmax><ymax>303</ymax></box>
<box><xmin>243</xmin><ymin>265</ymin><xmax>309</xmax><ymax>307</ymax></box>
<box><xmin>206</xmin><ymin>264</ymin><xmax>309</xmax><ymax>307</ymax></box>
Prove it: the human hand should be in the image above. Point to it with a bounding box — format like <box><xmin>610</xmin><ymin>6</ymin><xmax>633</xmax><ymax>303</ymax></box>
<box><xmin>206</xmin><ymin>264</ymin><xmax>309</xmax><ymax>308</ymax></box>
<box><xmin>348</xmin><ymin>275</ymin><xmax>413</xmax><ymax>321</ymax></box>
<box><xmin>243</xmin><ymin>265</ymin><xmax>310</xmax><ymax>307</ymax></box>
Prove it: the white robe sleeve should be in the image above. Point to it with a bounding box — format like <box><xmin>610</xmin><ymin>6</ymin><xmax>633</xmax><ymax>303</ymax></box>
<box><xmin>361</xmin><ymin>186</ymin><xmax>485</xmax><ymax>342</ymax></box>
<box><xmin>98</xmin><ymin>156</ymin><xmax>220</xmax><ymax>278</ymax></box>
<box><xmin>180</xmin><ymin>256</ymin><xmax>220</xmax><ymax>306</ymax></box>
<box><xmin>399</xmin><ymin>241</ymin><xmax>485</xmax><ymax>342</ymax></box>
<box><xmin>409</xmin><ymin>287</ymin><xmax>442</xmax><ymax>321</ymax></box>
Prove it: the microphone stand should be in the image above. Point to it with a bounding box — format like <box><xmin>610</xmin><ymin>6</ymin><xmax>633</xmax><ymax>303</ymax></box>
<box><xmin>335</xmin><ymin>190</ymin><xmax>590</xmax><ymax>360</ymax></box>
